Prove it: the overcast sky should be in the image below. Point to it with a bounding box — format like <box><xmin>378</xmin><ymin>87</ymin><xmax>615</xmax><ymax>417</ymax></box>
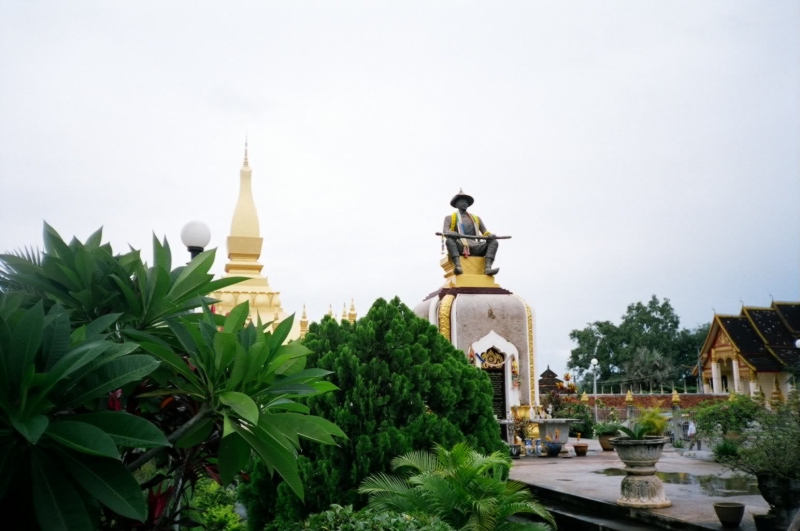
<box><xmin>1</xmin><ymin>1</ymin><xmax>798</xmax><ymax>379</ymax></box>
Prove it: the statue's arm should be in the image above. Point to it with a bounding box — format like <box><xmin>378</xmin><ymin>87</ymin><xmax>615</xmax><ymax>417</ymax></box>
<box><xmin>443</xmin><ymin>216</ymin><xmax>454</xmax><ymax>236</ymax></box>
<box><xmin>478</xmin><ymin>218</ymin><xmax>491</xmax><ymax>236</ymax></box>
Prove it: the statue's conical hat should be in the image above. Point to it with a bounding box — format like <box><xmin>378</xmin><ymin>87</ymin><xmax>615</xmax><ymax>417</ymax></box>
<box><xmin>450</xmin><ymin>189</ymin><xmax>474</xmax><ymax>208</ymax></box>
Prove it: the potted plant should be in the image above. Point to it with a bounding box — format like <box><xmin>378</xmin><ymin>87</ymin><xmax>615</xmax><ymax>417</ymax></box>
<box><xmin>716</xmin><ymin>394</ymin><xmax>800</xmax><ymax>529</ymax></box>
<box><xmin>573</xmin><ymin>432</ymin><xmax>589</xmax><ymax>457</ymax></box>
<box><xmin>610</xmin><ymin>408</ymin><xmax>671</xmax><ymax>508</ymax></box>
<box><xmin>544</xmin><ymin>430</ymin><xmax>563</xmax><ymax>457</ymax></box>
<box><xmin>595</xmin><ymin>422</ymin><xmax>623</xmax><ymax>451</ymax></box>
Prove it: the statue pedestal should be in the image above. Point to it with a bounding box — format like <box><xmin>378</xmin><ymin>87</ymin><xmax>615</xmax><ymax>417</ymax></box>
<box><xmin>441</xmin><ymin>256</ymin><xmax>500</xmax><ymax>289</ymax></box>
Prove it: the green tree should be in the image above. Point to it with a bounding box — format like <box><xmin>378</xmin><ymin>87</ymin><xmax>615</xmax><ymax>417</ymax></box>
<box><xmin>567</xmin><ymin>295</ymin><xmax>708</xmax><ymax>390</ymax></box>
<box><xmin>359</xmin><ymin>442</ymin><xmax>554</xmax><ymax>531</ymax></box>
<box><xmin>240</xmin><ymin>298</ymin><xmax>506</xmax><ymax>529</ymax></box>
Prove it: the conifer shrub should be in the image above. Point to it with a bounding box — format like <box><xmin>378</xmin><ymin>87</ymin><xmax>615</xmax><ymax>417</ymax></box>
<box><xmin>240</xmin><ymin>298</ymin><xmax>506</xmax><ymax>528</ymax></box>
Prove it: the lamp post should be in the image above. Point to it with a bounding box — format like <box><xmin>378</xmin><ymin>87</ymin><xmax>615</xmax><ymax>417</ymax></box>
<box><xmin>180</xmin><ymin>221</ymin><xmax>211</xmax><ymax>260</ymax></box>
<box><xmin>591</xmin><ymin>357</ymin><xmax>599</xmax><ymax>422</ymax></box>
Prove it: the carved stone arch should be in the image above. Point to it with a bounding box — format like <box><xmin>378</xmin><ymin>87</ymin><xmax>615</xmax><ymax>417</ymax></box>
<box><xmin>471</xmin><ymin>330</ymin><xmax>519</xmax><ymax>362</ymax></box>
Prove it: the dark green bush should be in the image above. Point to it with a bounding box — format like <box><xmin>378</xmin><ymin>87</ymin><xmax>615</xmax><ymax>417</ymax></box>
<box><xmin>713</xmin><ymin>438</ymin><xmax>740</xmax><ymax>461</ymax></box>
<box><xmin>240</xmin><ymin>298</ymin><xmax>506</xmax><ymax>528</ymax></box>
<box><xmin>263</xmin><ymin>505</ymin><xmax>453</xmax><ymax>531</ymax></box>
<box><xmin>693</xmin><ymin>394</ymin><xmax>761</xmax><ymax>438</ymax></box>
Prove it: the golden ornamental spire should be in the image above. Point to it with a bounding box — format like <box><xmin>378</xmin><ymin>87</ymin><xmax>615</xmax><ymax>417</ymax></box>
<box><xmin>348</xmin><ymin>299</ymin><xmax>357</xmax><ymax>324</ymax></box>
<box><xmin>300</xmin><ymin>305</ymin><xmax>309</xmax><ymax>339</ymax></box>
<box><xmin>341</xmin><ymin>303</ymin><xmax>347</xmax><ymax>323</ymax></box>
<box><xmin>327</xmin><ymin>304</ymin><xmax>333</xmax><ymax>317</ymax></box>
<box><xmin>243</xmin><ymin>134</ymin><xmax>249</xmax><ymax>167</ymax></box>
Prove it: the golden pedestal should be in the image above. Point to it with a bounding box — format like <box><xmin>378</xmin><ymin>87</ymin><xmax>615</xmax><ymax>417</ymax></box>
<box><xmin>441</xmin><ymin>256</ymin><xmax>500</xmax><ymax>289</ymax></box>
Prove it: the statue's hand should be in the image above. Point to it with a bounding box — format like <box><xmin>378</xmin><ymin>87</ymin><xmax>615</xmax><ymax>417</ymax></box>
<box><xmin>486</xmin><ymin>233</ymin><xmax>497</xmax><ymax>240</ymax></box>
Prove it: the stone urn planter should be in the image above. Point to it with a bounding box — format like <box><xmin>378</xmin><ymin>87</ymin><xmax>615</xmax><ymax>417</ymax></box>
<box><xmin>598</xmin><ymin>435</ymin><xmax>615</xmax><ymax>451</ymax></box>
<box><xmin>609</xmin><ymin>436</ymin><xmax>671</xmax><ymax>508</ymax></box>
<box><xmin>573</xmin><ymin>443</ymin><xmax>589</xmax><ymax>457</ymax></box>
<box><xmin>755</xmin><ymin>474</ymin><xmax>800</xmax><ymax>529</ymax></box>
<box><xmin>752</xmin><ymin>513</ymin><xmax>776</xmax><ymax>531</ymax></box>
<box><xmin>713</xmin><ymin>502</ymin><xmax>745</xmax><ymax>528</ymax></box>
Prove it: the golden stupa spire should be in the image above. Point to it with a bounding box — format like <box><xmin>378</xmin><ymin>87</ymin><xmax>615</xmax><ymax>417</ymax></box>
<box><xmin>327</xmin><ymin>304</ymin><xmax>334</xmax><ymax>317</ymax></box>
<box><xmin>348</xmin><ymin>299</ymin><xmax>357</xmax><ymax>324</ymax></box>
<box><xmin>341</xmin><ymin>303</ymin><xmax>347</xmax><ymax>323</ymax></box>
<box><xmin>243</xmin><ymin>134</ymin><xmax>249</xmax><ymax>167</ymax></box>
<box><xmin>300</xmin><ymin>304</ymin><xmax>309</xmax><ymax>339</ymax></box>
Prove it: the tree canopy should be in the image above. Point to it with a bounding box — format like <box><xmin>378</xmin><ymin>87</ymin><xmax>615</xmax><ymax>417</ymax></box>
<box><xmin>566</xmin><ymin>295</ymin><xmax>709</xmax><ymax>391</ymax></box>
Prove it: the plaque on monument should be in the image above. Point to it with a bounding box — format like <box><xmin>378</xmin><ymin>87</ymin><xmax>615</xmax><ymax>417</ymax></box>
<box><xmin>486</xmin><ymin>369</ymin><xmax>506</xmax><ymax>419</ymax></box>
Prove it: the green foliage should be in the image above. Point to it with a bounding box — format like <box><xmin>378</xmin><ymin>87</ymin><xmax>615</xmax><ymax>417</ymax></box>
<box><xmin>553</xmin><ymin>400</ymin><xmax>594</xmax><ymax>438</ymax></box>
<box><xmin>0</xmin><ymin>297</ymin><xmax>168</xmax><ymax>530</ymax></box>
<box><xmin>672</xmin><ymin>438</ymin><xmax>685</xmax><ymax>449</ymax></box>
<box><xmin>617</xmin><ymin>409</ymin><xmax>668</xmax><ymax>440</ymax></box>
<box><xmin>359</xmin><ymin>442</ymin><xmax>554</xmax><ymax>531</ymax></box>
<box><xmin>240</xmin><ymin>298</ymin><xmax>506</xmax><ymax>528</ymax></box>
<box><xmin>593</xmin><ymin>422</ymin><xmax>623</xmax><ymax>436</ymax></box>
<box><xmin>143</xmin><ymin>303</ymin><xmax>346</xmax><ymax>500</ymax></box>
<box><xmin>264</xmin><ymin>504</ymin><xmax>454</xmax><ymax>531</ymax></box>
<box><xmin>693</xmin><ymin>394</ymin><xmax>761</xmax><ymax>438</ymax></box>
<box><xmin>0</xmin><ymin>224</ymin><xmax>243</xmax><ymax>333</ymax></box>
<box><xmin>190</xmin><ymin>479</ymin><xmax>246</xmax><ymax>531</ymax></box>
<box><xmin>713</xmin><ymin>438</ymin><xmax>740</xmax><ymax>461</ymax></box>
<box><xmin>718</xmin><ymin>394</ymin><xmax>800</xmax><ymax>480</ymax></box>
<box><xmin>566</xmin><ymin>295</ymin><xmax>708</xmax><ymax>389</ymax></box>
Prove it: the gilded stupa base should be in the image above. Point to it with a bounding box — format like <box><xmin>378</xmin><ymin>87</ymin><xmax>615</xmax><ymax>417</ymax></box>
<box><xmin>441</xmin><ymin>256</ymin><xmax>500</xmax><ymax>289</ymax></box>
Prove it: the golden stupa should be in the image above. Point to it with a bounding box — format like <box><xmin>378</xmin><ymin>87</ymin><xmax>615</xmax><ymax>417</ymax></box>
<box><xmin>210</xmin><ymin>141</ymin><xmax>300</xmax><ymax>340</ymax></box>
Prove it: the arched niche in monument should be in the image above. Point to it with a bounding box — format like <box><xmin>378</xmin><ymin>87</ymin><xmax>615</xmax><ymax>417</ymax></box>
<box><xmin>470</xmin><ymin>330</ymin><xmax>521</xmax><ymax>421</ymax></box>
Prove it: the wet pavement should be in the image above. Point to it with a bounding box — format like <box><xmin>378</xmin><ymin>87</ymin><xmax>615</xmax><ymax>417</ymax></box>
<box><xmin>510</xmin><ymin>438</ymin><xmax>769</xmax><ymax>530</ymax></box>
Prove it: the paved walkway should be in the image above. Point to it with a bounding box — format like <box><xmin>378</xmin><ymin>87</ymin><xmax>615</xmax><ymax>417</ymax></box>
<box><xmin>510</xmin><ymin>438</ymin><xmax>769</xmax><ymax>530</ymax></box>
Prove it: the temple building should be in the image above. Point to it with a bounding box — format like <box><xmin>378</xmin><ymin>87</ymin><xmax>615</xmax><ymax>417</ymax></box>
<box><xmin>695</xmin><ymin>301</ymin><xmax>800</xmax><ymax>402</ymax></box>
<box><xmin>538</xmin><ymin>366</ymin><xmax>562</xmax><ymax>395</ymax></box>
<box><xmin>414</xmin><ymin>192</ymin><xmax>537</xmax><ymax>425</ymax></box>
<box><xmin>210</xmin><ymin>142</ymin><xmax>301</xmax><ymax>340</ymax></box>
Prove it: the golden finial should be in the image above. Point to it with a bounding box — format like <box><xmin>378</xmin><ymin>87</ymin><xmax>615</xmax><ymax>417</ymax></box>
<box><xmin>300</xmin><ymin>304</ymin><xmax>309</xmax><ymax>339</ymax></box>
<box><xmin>243</xmin><ymin>134</ymin><xmax>249</xmax><ymax>167</ymax></box>
<box><xmin>580</xmin><ymin>392</ymin><xmax>589</xmax><ymax>404</ymax></box>
<box><xmin>327</xmin><ymin>304</ymin><xmax>333</xmax><ymax>317</ymax></box>
<box><xmin>348</xmin><ymin>299</ymin><xmax>357</xmax><ymax>324</ymax></box>
<box><xmin>625</xmin><ymin>390</ymin><xmax>634</xmax><ymax>404</ymax></box>
<box><xmin>341</xmin><ymin>303</ymin><xmax>347</xmax><ymax>323</ymax></box>
<box><xmin>672</xmin><ymin>389</ymin><xmax>681</xmax><ymax>405</ymax></box>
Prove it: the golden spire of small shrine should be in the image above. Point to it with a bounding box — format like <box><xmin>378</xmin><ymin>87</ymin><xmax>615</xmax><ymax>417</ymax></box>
<box><xmin>243</xmin><ymin>134</ymin><xmax>249</xmax><ymax>167</ymax></box>
<box><xmin>348</xmin><ymin>299</ymin><xmax>357</xmax><ymax>324</ymax></box>
<box><xmin>672</xmin><ymin>389</ymin><xmax>681</xmax><ymax>405</ymax></box>
<box><xmin>580</xmin><ymin>392</ymin><xmax>589</xmax><ymax>404</ymax></box>
<box><xmin>341</xmin><ymin>303</ymin><xmax>347</xmax><ymax>323</ymax></box>
<box><xmin>300</xmin><ymin>304</ymin><xmax>309</xmax><ymax>339</ymax></box>
<box><xmin>327</xmin><ymin>304</ymin><xmax>333</xmax><ymax>317</ymax></box>
<box><xmin>625</xmin><ymin>390</ymin><xmax>634</xmax><ymax>404</ymax></box>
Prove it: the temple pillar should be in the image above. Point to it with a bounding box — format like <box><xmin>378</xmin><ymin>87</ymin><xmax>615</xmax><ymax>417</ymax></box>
<box><xmin>732</xmin><ymin>360</ymin><xmax>741</xmax><ymax>393</ymax></box>
<box><xmin>712</xmin><ymin>362</ymin><xmax>722</xmax><ymax>393</ymax></box>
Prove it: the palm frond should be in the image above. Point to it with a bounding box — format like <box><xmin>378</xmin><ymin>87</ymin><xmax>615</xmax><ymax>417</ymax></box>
<box><xmin>392</xmin><ymin>449</ymin><xmax>439</xmax><ymax>474</ymax></box>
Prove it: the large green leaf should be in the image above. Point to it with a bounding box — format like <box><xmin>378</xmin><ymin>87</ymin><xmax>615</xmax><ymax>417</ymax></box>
<box><xmin>42</xmin><ymin>309</ymin><xmax>71</xmax><ymax>371</ymax></box>
<box><xmin>175</xmin><ymin>417</ymin><xmax>215</xmax><ymax>448</ymax></box>
<box><xmin>219</xmin><ymin>391</ymin><xmax>260</xmax><ymax>425</ymax></box>
<box><xmin>268</xmin><ymin>313</ymin><xmax>295</xmax><ymax>353</ymax></box>
<box><xmin>213</xmin><ymin>332</ymin><xmax>237</xmax><ymax>373</ymax></box>
<box><xmin>84</xmin><ymin>313</ymin><xmax>122</xmax><ymax>338</ymax></box>
<box><xmin>71</xmin><ymin>412</ymin><xmax>168</xmax><ymax>448</ymax></box>
<box><xmin>61</xmin><ymin>355</ymin><xmax>160</xmax><ymax>408</ymax></box>
<box><xmin>218</xmin><ymin>431</ymin><xmax>251</xmax><ymax>486</ymax></box>
<box><xmin>227</xmin><ymin>343</ymin><xmax>250</xmax><ymax>390</ymax></box>
<box><xmin>166</xmin><ymin>249</ymin><xmax>215</xmax><ymax>301</ymax></box>
<box><xmin>233</xmin><ymin>423</ymin><xmax>304</xmax><ymax>500</ymax></box>
<box><xmin>11</xmin><ymin>414</ymin><xmax>49</xmax><ymax>444</ymax></box>
<box><xmin>9</xmin><ymin>301</ymin><xmax>44</xmax><ymax>391</ymax></box>
<box><xmin>59</xmin><ymin>450</ymin><xmax>147</xmax><ymax>521</ymax></box>
<box><xmin>45</xmin><ymin>421</ymin><xmax>119</xmax><ymax>459</ymax></box>
<box><xmin>139</xmin><ymin>342</ymin><xmax>202</xmax><ymax>391</ymax></box>
<box><xmin>31</xmin><ymin>451</ymin><xmax>93</xmax><ymax>531</ymax></box>
<box><xmin>223</xmin><ymin>301</ymin><xmax>249</xmax><ymax>334</ymax></box>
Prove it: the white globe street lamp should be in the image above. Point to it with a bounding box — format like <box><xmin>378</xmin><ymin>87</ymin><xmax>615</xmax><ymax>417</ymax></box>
<box><xmin>180</xmin><ymin>221</ymin><xmax>211</xmax><ymax>259</ymax></box>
